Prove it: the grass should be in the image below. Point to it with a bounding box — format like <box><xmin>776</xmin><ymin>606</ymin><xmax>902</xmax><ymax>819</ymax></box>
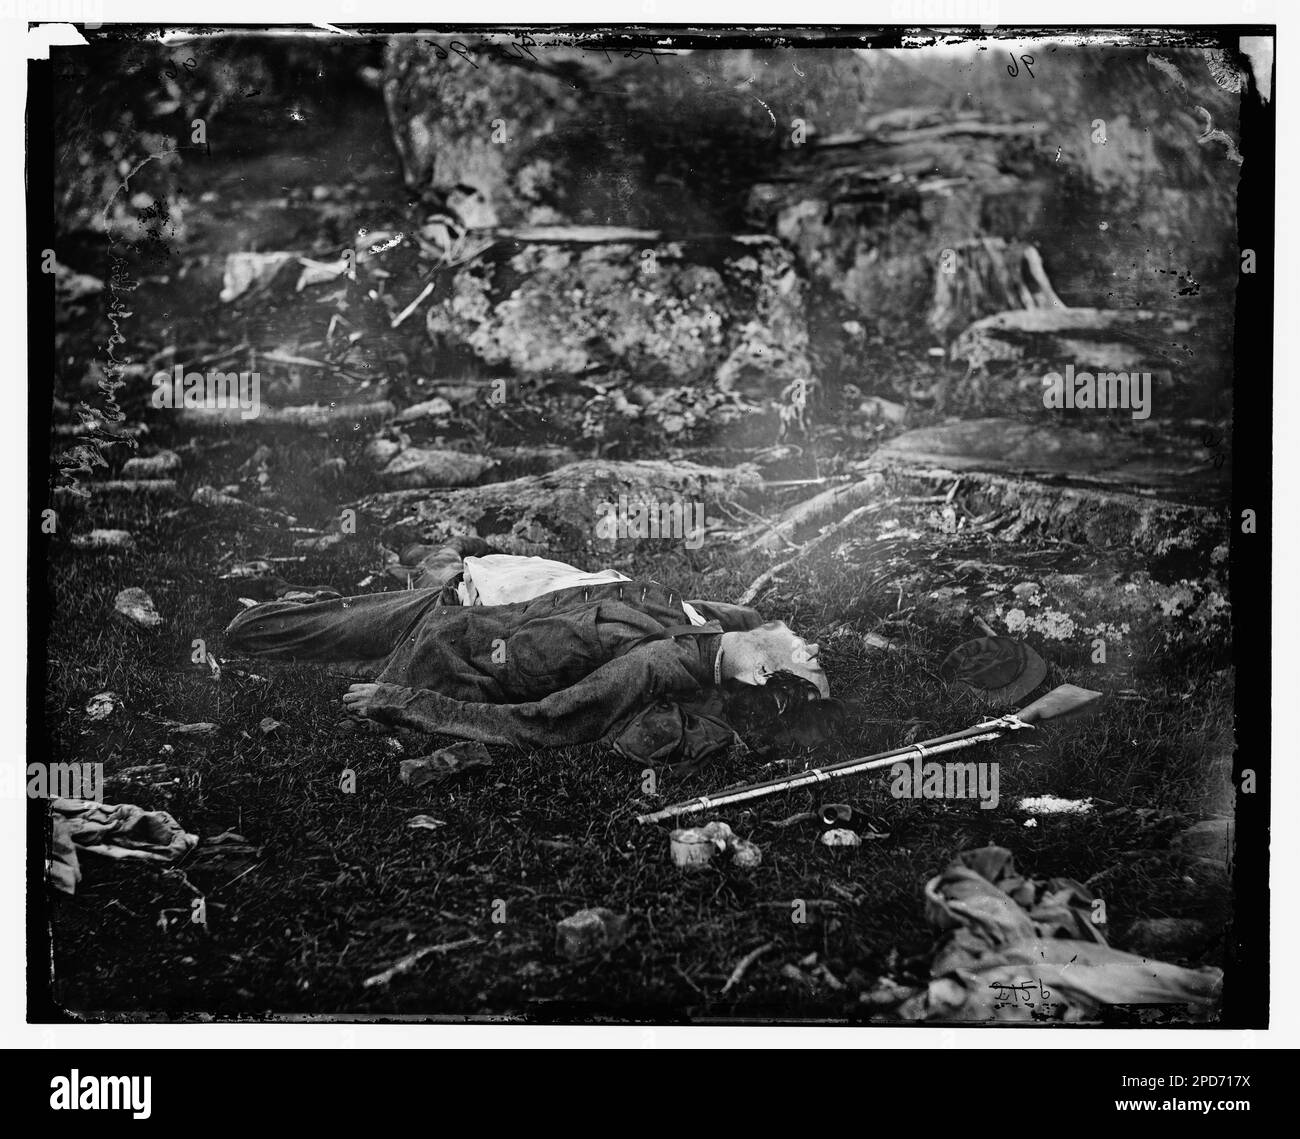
<box><xmin>40</xmin><ymin>73</ymin><xmax>1234</xmax><ymax>1023</ymax></box>
<box><xmin>41</xmin><ymin>424</ymin><xmax>1234</xmax><ymax>1020</ymax></box>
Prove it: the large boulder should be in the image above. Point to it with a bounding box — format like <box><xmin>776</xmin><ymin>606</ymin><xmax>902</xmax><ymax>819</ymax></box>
<box><xmin>865</xmin><ymin>418</ymin><xmax>1228</xmax><ymax>556</ymax></box>
<box><xmin>383</xmin><ymin>38</ymin><xmax>902</xmax><ymax>230</ymax></box>
<box><xmin>867</xmin><ymin>418</ymin><xmax>1228</xmax><ymax>504</ymax></box>
<box><xmin>747</xmin><ymin>112</ymin><xmax>1049</xmax><ymax>330</ymax></box>
<box><xmin>425</xmin><ymin>233</ymin><xmax>812</xmax><ymax>396</ymax></box>
<box><xmin>743</xmin><ymin>46</ymin><xmax>1243</xmax><ymax>333</ymax></box>
<box><xmin>944</xmin><ymin>309</ymin><xmax>1234</xmax><ymax>418</ymax></box>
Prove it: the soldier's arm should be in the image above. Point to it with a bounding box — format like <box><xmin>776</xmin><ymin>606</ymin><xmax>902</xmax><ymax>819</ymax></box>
<box><xmin>359</xmin><ymin>640</ymin><xmax>705</xmax><ymax>747</ymax></box>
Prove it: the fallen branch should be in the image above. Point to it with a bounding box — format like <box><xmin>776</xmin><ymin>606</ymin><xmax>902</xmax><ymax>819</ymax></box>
<box><xmin>390</xmin><ymin>281</ymin><xmax>435</xmax><ymax>329</ymax></box>
<box><xmin>760</xmin><ymin>476</ymin><xmax>852</xmax><ymax>489</ymax></box>
<box><xmin>738</xmin><ymin>503</ymin><xmax>875</xmax><ymax>606</ymax></box>
<box><xmin>54</xmin><ymin>479</ymin><xmax>178</xmax><ymax>498</ymax></box>
<box><xmin>178</xmin><ymin>400</ymin><xmax>396</xmax><ymax>431</ymax></box>
<box><xmin>362</xmin><ymin>936</ymin><xmax>481</xmax><ymax>988</ymax></box>
<box><xmin>258</xmin><ymin>351</ymin><xmax>332</xmax><ymax>368</ymax></box>
<box><xmin>748</xmin><ymin>474</ymin><xmax>884</xmax><ymax>554</ymax></box>
<box><xmin>768</xmin><ymin>811</ymin><xmax>817</xmax><ymax>829</ymax></box>
<box><xmin>52</xmin><ymin>422</ymin><xmax>149</xmax><ymax>439</ymax></box>
<box><xmin>192</xmin><ymin>486</ymin><xmax>297</xmax><ymax>524</ymax></box>
<box><xmin>720</xmin><ymin>940</ymin><xmax>777</xmax><ymax>996</ymax></box>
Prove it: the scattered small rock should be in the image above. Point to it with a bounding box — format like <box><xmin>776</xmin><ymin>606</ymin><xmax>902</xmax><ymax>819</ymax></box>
<box><xmin>669</xmin><ymin>821</ymin><xmax>761</xmax><ymax>868</ymax></box>
<box><xmin>170</xmin><ymin>721</ymin><xmax>220</xmax><ymax>736</ymax></box>
<box><xmin>122</xmin><ymin>450</ymin><xmax>182</xmax><ymax>477</ymax></box>
<box><xmin>193</xmin><ymin>485</ymin><xmax>294</xmax><ymax>523</ymax></box>
<box><xmin>219</xmin><ymin>559</ymin><xmax>276</xmax><ymax>579</ymax></box>
<box><xmin>670</xmin><ymin>827</ymin><xmax>717</xmax><ymax>869</ymax></box>
<box><xmin>362</xmin><ymin>437</ymin><xmax>405</xmax><ymax>468</ymax></box>
<box><xmin>858</xmin><ymin>396</ymin><xmax>908</xmax><ymax>424</ymax></box>
<box><xmin>113</xmin><ymin>587</ymin><xmax>162</xmax><ymax>630</ymax></box>
<box><xmin>555</xmin><ymin>908</ymin><xmax>628</xmax><ymax>961</ymax></box>
<box><xmin>820</xmin><ymin>828</ymin><xmax>862</xmax><ymax>847</ymax></box>
<box><xmin>1017</xmin><ymin>795</ymin><xmax>1095</xmax><ymax>816</ymax></box>
<box><xmin>862</xmin><ymin>632</ymin><xmax>905</xmax><ymax>652</ymax></box>
<box><xmin>85</xmin><ymin>691</ymin><xmax>120</xmax><ymax>720</ymax></box>
<box><xmin>393</xmin><ymin>397</ymin><xmax>455</xmax><ymax>423</ymax></box>
<box><xmin>407</xmin><ymin>815</ymin><xmax>446</xmax><ymax>831</ymax></box>
<box><xmin>71</xmin><ymin>529</ymin><xmax>135</xmax><ymax>551</ymax></box>
<box><xmin>399</xmin><ymin>741</ymin><xmax>493</xmax><ymax>787</ymax></box>
<box><xmin>380</xmin><ymin>447</ymin><xmax>496</xmax><ymax>490</ymax></box>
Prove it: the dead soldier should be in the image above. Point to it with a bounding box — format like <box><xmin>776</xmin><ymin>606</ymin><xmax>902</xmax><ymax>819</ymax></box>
<box><xmin>224</xmin><ymin>540</ymin><xmax>836</xmax><ymax>766</ymax></box>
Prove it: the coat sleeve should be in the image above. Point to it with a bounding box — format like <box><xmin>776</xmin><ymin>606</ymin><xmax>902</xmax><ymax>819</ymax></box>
<box><xmin>682</xmin><ymin>599</ymin><xmax>765</xmax><ymax>631</ymax></box>
<box><xmin>365</xmin><ymin>640</ymin><xmax>706</xmax><ymax>747</ymax></box>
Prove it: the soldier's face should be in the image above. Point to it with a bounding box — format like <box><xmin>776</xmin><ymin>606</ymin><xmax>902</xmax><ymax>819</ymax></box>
<box><xmin>738</xmin><ymin>622</ymin><xmax>830</xmax><ymax>698</ymax></box>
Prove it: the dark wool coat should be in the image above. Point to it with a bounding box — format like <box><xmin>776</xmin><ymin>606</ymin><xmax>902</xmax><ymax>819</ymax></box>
<box><xmin>225</xmin><ymin>580</ymin><xmax>762</xmax><ymax>747</ymax></box>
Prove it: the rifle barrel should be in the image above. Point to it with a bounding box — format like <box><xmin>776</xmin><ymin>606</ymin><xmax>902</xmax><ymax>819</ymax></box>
<box><xmin>635</xmin><ymin>727</ymin><xmax>1009</xmax><ymax>825</ymax></box>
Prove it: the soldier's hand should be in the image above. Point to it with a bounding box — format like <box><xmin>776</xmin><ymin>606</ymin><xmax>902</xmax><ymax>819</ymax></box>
<box><xmin>342</xmin><ymin>682</ymin><xmax>381</xmax><ymax>717</ymax></box>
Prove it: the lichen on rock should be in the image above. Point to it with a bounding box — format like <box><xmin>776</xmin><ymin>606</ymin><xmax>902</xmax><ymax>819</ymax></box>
<box><xmin>426</xmin><ymin>235</ymin><xmax>812</xmax><ymax>396</ymax></box>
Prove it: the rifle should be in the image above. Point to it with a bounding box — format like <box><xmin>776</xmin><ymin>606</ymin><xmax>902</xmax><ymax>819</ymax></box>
<box><xmin>634</xmin><ymin>684</ymin><xmax>1101</xmax><ymax>826</ymax></box>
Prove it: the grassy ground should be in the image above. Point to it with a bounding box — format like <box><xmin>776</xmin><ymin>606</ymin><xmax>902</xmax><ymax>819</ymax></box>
<box><xmin>42</xmin><ymin>74</ymin><xmax>1234</xmax><ymax>1023</ymax></box>
<box><xmin>41</xmin><ymin>432</ymin><xmax>1233</xmax><ymax>1018</ymax></box>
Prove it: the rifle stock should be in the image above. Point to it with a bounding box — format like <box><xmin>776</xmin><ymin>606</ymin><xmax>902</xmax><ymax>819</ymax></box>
<box><xmin>1015</xmin><ymin>684</ymin><xmax>1102</xmax><ymax>724</ymax></box>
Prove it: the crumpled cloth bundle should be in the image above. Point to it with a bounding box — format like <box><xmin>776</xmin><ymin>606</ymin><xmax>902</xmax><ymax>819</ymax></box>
<box><xmin>887</xmin><ymin>846</ymin><xmax>1223</xmax><ymax>1022</ymax></box>
<box><xmin>47</xmin><ymin>798</ymin><xmax>198</xmax><ymax>895</ymax></box>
